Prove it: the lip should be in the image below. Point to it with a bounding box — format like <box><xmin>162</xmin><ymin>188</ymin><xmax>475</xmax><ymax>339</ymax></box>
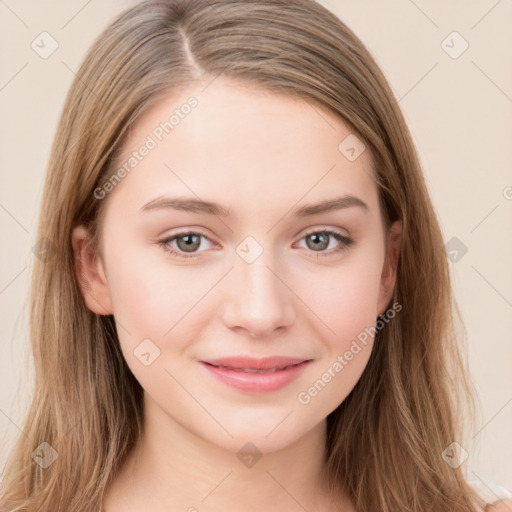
<box><xmin>199</xmin><ymin>356</ymin><xmax>312</xmax><ymax>393</ymax></box>
<box><xmin>201</xmin><ymin>356</ymin><xmax>308</xmax><ymax>370</ymax></box>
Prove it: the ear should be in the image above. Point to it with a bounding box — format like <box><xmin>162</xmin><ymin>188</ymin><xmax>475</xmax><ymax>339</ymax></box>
<box><xmin>377</xmin><ymin>220</ymin><xmax>401</xmax><ymax>316</ymax></box>
<box><xmin>71</xmin><ymin>225</ymin><xmax>114</xmax><ymax>315</ymax></box>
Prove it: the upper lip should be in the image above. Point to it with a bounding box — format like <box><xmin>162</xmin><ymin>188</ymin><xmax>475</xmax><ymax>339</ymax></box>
<box><xmin>200</xmin><ymin>356</ymin><xmax>310</xmax><ymax>370</ymax></box>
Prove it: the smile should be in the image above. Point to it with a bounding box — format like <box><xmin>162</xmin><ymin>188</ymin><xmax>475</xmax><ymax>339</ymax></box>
<box><xmin>200</xmin><ymin>360</ymin><xmax>311</xmax><ymax>393</ymax></box>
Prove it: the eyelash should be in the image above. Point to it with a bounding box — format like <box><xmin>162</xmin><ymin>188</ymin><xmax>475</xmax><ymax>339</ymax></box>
<box><xmin>157</xmin><ymin>229</ymin><xmax>354</xmax><ymax>260</ymax></box>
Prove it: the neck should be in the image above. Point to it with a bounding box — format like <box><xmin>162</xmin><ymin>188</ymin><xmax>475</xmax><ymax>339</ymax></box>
<box><xmin>102</xmin><ymin>392</ymin><xmax>349</xmax><ymax>512</ymax></box>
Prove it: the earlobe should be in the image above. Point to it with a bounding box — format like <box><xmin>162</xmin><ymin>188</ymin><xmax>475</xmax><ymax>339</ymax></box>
<box><xmin>71</xmin><ymin>225</ymin><xmax>114</xmax><ymax>315</ymax></box>
<box><xmin>377</xmin><ymin>220</ymin><xmax>402</xmax><ymax>316</ymax></box>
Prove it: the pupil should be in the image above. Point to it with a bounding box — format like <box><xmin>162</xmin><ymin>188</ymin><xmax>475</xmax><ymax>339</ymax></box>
<box><xmin>179</xmin><ymin>234</ymin><xmax>200</xmax><ymax>252</ymax></box>
<box><xmin>308</xmin><ymin>232</ymin><xmax>328</xmax><ymax>250</ymax></box>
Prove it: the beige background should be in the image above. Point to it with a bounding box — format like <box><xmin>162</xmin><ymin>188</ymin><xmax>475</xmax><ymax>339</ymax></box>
<box><xmin>1</xmin><ymin>0</ymin><xmax>511</xmax><ymax>492</ymax></box>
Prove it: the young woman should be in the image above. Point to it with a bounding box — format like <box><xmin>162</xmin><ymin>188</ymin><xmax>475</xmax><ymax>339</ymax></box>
<box><xmin>1</xmin><ymin>1</ymin><xmax>510</xmax><ymax>511</ymax></box>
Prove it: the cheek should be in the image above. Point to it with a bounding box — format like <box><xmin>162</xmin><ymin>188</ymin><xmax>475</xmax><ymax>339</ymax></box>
<box><xmin>294</xmin><ymin>271</ymin><xmax>381</xmax><ymax>416</ymax></box>
<box><xmin>107</xmin><ymin>234</ymin><xmax>384</xmax><ymax>352</ymax></box>
<box><xmin>105</xmin><ymin>255</ymin><xmax>210</xmax><ymax>397</ymax></box>
<box><xmin>300</xmin><ymin>255</ymin><xmax>383</xmax><ymax>343</ymax></box>
<box><xmin>293</xmin><ymin>251</ymin><xmax>383</xmax><ymax>400</ymax></box>
<box><xmin>104</xmin><ymin>243</ymin><xmax>216</xmax><ymax>362</ymax></box>
<box><xmin>106</xmin><ymin>238</ymin><xmax>206</xmax><ymax>319</ymax></box>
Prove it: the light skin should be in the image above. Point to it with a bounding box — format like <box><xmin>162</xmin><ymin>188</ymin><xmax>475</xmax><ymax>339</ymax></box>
<box><xmin>72</xmin><ymin>77</ymin><xmax>402</xmax><ymax>512</ymax></box>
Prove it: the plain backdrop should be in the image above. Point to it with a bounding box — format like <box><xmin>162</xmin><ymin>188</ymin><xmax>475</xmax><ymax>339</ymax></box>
<box><xmin>1</xmin><ymin>0</ymin><xmax>511</xmax><ymax>493</ymax></box>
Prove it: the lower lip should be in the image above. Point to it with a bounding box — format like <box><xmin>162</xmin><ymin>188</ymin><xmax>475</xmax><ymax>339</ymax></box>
<box><xmin>200</xmin><ymin>361</ymin><xmax>311</xmax><ymax>393</ymax></box>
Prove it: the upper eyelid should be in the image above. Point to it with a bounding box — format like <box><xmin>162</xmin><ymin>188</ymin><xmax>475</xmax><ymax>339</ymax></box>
<box><xmin>163</xmin><ymin>227</ymin><xmax>350</xmax><ymax>248</ymax></box>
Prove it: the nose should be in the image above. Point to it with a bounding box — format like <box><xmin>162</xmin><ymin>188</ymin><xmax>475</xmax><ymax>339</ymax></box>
<box><xmin>221</xmin><ymin>252</ymin><xmax>295</xmax><ymax>338</ymax></box>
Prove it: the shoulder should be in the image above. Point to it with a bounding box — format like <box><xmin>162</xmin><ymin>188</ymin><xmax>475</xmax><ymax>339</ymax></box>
<box><xmin>468</xmin><ymin>479</ymin><xmax>512</xmax><ymax>512</ymax></box>
<box><xmin>485</xmin><ymin>499</ymin><xmax>512</xmax><ymax>511</ymax></box>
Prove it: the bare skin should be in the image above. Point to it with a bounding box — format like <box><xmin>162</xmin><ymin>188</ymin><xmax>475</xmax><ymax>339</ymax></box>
<box><xmin>486</xmin><ymin>500</ymin><xmax>512</xmax><ymax>512</ymax></box>
<box><xmin>73</xmin><ymin>77</ymin><xmax>401</xmax><ymax>512</ymax></box>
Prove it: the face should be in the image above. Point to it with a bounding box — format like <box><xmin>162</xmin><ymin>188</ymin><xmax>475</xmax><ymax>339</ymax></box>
<box><xmin>73</xmin><ymin>77</ymin><xmax>400</xmax><ymax>454</ymax></box>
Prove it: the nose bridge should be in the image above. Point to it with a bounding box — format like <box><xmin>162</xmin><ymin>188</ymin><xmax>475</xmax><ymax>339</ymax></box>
<box><xmin>223</xmin><ymin>238</ymin><xmax>294</xmax><ymax>336</ymax></box>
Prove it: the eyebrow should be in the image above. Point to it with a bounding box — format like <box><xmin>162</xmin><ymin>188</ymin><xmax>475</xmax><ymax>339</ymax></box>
<box><xmin>139</xmin><ymin>194</ymin><xmax>368</xmax><ymax>217</ymax></box>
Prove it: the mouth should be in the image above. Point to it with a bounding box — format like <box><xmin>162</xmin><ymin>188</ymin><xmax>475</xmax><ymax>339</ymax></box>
<box><xmin>202</xmin><ymin>363</ymin><xmax>299</xmax><ymax>373</ymax></box>
<box><xmin>199</xmin><ymin>357</ymin><xmax>312</xmax><ymax>393</ymax></box>
<box><xmin>200</xmin><ymin>355</ymin><xmax>310</xmax><ymax>371</ymax></box>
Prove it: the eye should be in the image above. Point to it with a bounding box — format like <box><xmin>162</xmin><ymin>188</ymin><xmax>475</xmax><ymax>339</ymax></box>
<box><xmin>295</xmin><ymin>229</ymin><xmax>353</xmax><ymax>258</ymax></box>
<box><xmin>157</xmin><ymin>228</ymin><xmax>354</xmax><ymax>260</ymax></box>
<box><xmin>158</xmin><ymin>231</ymin><xmax>216</xmax><ymax>260</ymax></box>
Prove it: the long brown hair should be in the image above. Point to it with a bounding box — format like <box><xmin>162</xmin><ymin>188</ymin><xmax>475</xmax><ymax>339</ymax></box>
<box><xmin>0</xmin><ymin>1</ymin><xmax>486</xmax><ymax>510</ymax></box>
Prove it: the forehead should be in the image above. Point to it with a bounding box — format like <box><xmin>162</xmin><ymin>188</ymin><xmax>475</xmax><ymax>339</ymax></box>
<box><xmin>107</xmin><ymin>77</ymin><xmax>378</xmax><ymax>218</ymax></box>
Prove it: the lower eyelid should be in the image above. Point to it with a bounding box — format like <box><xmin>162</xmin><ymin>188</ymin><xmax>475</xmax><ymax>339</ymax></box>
<box><xmin>161</xmin><ymin>232</ymin><xmax>215</xmax><ymax>254</ymax></box>
<box><xmin>160</xmin><ymin>229</ymin><xmax>352</xmax><ymax>257</ymax></box>
<box><xmin>298</xmin><ymin>230</ymin><xmax>349</xmax><ymax>245</ymax></box>
<box><xmin>296</xmin><ymin>231</ymin><xmax>353</xmax><ymax>256</ymax></box>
